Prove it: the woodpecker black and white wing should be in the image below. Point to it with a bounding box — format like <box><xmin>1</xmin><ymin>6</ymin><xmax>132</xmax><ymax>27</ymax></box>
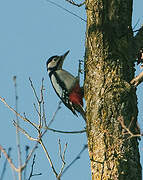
<box><xmin>50</xmin><ymin>70</ymin><xmax>78</xmax><ymax>116</ymax></box>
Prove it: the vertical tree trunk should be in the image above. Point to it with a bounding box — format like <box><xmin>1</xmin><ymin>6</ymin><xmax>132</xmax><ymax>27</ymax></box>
<box><xmin>84</xmin><ymin>0</ymin><xmax>142</xmax><ymax>179</ymax></box>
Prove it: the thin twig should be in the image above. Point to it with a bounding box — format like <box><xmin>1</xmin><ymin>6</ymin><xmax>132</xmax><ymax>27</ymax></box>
<box><xmin>45</xmin><ymin>127</ymin><xmax>86</xmax><ymax>134</ymax></box>
<box><xmin>47</xmin><ymin>101</ymin><xmax>62</xmax><ymax>127</ymax></box>
<box><xmin>39</xmin><ymin>78</ymin><xmax>45</xmax><ymax>127</ymax></box>
<box><xmin>57</xmin><ymin>140</ymin><xmax>68</xmax><ymax>179</ymax></box>
<box><xmin>24</xmin><ymin>145</ymin><xmax>30</xmax><ymax>180</ymax></box>
<box><xmin>13</xmin><ymin>121</ymin><xmax>38</xmax><ymax>142</ymax></box>
<box><xmin>29</xmin><ymin>77</ymin><xmax>43</xmax><ymax>127</ymax></box>
<box><xmin>15</xmin><ymin>123</ymin><xmax>58</xmax><ymax>179</ymax></box>
<box><xmin>1</xmin><ymin>76</ymin><xmax>84</xmax><ymax>180</ymax></box>
<box><xmin>33</xmin><ymin>103</ymin><xmax>40</xmax><ymax>117</ymax></box>
<box><xmin>132</xmin><ymin>25</ymin><xmax>143</xmax><ymax>60</ymax></box>
<box><xmin>0</xmin><ymin>143</ymin><xmax>39</xmax><ymax>176</ymax></box>
<box><xmin>41</xmin><ymin>79</ymin><xmax>47</xmax><ymax>127</ymax></box>
<box><xmin>14</xmin><ymin>78</ymin><xmax>60</xmax><ymax>179</ymax></box>
<box><xmin>0</xmin><ymin>96</ymin><xmax>38</xmax><ymax>130</ymax></box>
<box><xmin>46</xmin><ymin>0</ymin><xmax>86</xmax><ymax>22</ymax></box>
<box><xmin>13</xmin><ymin>76</ymin><xmax>22</xmax><ymax>180</ymax></box>
<box><xmin>39</xmin><ymin>139</ymin><xmax>58</xmax><ymax>177</ymax></box>
<box><xmin>0</xmin><ymin>147</ymin><xmax>12</xmax><ymax>180</ymax></box>
<box><xmin>42</xmin><ymin>98</ymin><xmax>47</xmax><ymax>127</ymax></box>
<box><xmin>133</xmin><ymin>18</ymin><xmax>140</xmax><ymax>31</ymax></box>
<box><xmin>23</xmin><ymin>144</ymin><xmax>38</xmax><ymax>170</ymax></box>
<box><xmin>28</xmin><ymin>155</ymin><xmax>42</xmax><ymax>180</ymax></box>
<box><xmin>0</xmin><ymin>145</ymin><xmax>19</xmax><ymax>172</ymax></box>
<box><xmin>41</xmin><ymin>78</ymin><xmax>47</xmax><ymax>127</ymax></box>
<box><xmin>38</xmin><ymin>87</ymin><xmax>42</xmax><ymax>127</ymax></box>
<box><xmin>61</xmin><ymin>144</ymin><xmax>88</xmax><ymax>177</ymax></box>
<box><xmin>130</xmin><ymin>71</ymin><xmax>143</xmax><ymax>87</ymax></box>
<box><xmin>118</xmin><ymin>116</ymin><xmax>142</xmax><ymax>138</ymax></box>
<box><xmin>40</xmin><ymin>78</ymin><xmax>44</xmax><ymax>104</ymax></box>
<box><xmin>133</xmin><ymin>27</ymin><xmax>143</xmax><ymax>33</ymax></box>
<box><xmin>29</xmin><ymin>77</ymin><xmax>39</xmax><ymax>103</ymax></box>
<box><xmin>65</xmin><ymin>0</ymin><xmax>85</xmax><ymax>7</ymax></box>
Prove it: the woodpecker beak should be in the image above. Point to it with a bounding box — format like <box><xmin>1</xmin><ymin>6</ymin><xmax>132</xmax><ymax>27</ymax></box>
<box><xmin>61</xmin><ymin>50</ymin><xmax>70</xmax><ymax>62</ymax></box>
<box><xmin>59</xmin><ymin>50</ymin><xmax>70</xmax><ymax>68</ymax></box>
<box><xmin>62</xmin><ymin>50</ymin><xmax>70</xmax><ymax>59</ymax></box>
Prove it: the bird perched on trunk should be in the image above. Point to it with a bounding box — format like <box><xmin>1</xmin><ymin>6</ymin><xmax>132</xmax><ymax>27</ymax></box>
<box><xmin>46</xmin><ymin>50</ymin><xmax>86</xmax><ymax>121</ymax></box>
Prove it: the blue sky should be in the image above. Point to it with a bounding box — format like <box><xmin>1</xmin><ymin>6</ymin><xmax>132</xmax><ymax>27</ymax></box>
<box><xmin>0</xmin><ymin>0</ymin><xmax>143</xmax><ymax>180</ymax></box>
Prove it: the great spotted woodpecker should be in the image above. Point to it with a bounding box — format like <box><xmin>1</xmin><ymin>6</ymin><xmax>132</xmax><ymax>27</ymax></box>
<box><xmin>46</xmin><ymin>50</ymin><xmax>86</xmax><ymax>121</ymax></box>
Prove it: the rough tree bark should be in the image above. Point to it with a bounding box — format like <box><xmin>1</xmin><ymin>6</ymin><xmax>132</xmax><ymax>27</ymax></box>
<box><xmin>84</xmin><ymin>0</ymin><xmax>142</xmax><ymax>179</ymax></box>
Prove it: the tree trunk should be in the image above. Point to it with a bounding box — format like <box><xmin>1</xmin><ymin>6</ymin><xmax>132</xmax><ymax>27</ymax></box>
<box><xmin>84</xmin><ymin>0</ymin><xmax>142</xmax><ymax>179</ymax></box>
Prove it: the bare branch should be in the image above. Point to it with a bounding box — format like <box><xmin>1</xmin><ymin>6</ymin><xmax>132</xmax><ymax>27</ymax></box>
<box><xmin>134</xmin><ymin>25</ymin><xmax>143</xmax><ymax>40</ymax></box>
<box><xmin>118</xmin><ymin>116</ymin><xmax>142</xmax><ymax>138</ymax></box>
<box><xmin>45</xmin><ymin>127</ymin><xmax>86</xmax><ymax>134</ymax></box>
<box><xmin>57</xmin><ymin>140</ymin><xmax>68</xmax><ymax>179</ymax></box>
<box><xmin>65</xmin><ymin>0</ymin><xmax>85</xmax><ymax>7</ymax></box>
<box><xmin>29</xmin><ymin>77</ymin><xmax>39</xmax><ymax>103</ymax></box>
<box><xmin>61</xmin><ymin>144</ymin><xmax>87</xmax><ymax>177</ymax></box>
<box><xmin>39</xmin><ymin>139</ymin><xmax>58</xmax><ymax>177</ymax></box>
<box><xmin>1</xmin><ymin>76</ymin><xmax>84</xmax><ymax>179</ymax></box>
<box><xmin>40</xmin><ymin>78</ymin><xmax>44</xmax><ymax>104</ymax></box>
<box><xmin>33</xmin><ymin>103</ymin><xmax>40</xmax><ymax>117</ymax></box>
<box><xmin>46</xmin><ymin>0</ymin><xmax>86</xmax><ymax>22</ymax></box>
<box><xmin>132</xmin><ymin>25</ymin><xmax>143</xmax><ymax>59</ymax></box>
<box><xmin>130</xmin><ymin>71</ymin><xmax>143</xmax><ymax>87</ymax></box>
<box><xmin>0</xmin><ymin>96</ymin><xmax>38</xmax><ymax>130</ymax></box>
<box><xmin>42</xmin><ymin>98</ymin><xmax>47</xmax><ymax>127</ymax></box>
<box><xmin>13</xmin><ymin>76</ymin><xmax>22</xmax><ymax>180</ymax></box>
<box><xmin>28</xmin><ymin>155</ymin><xmax>42</xmax><ymax>180</ymax></box>
<box><xmin>24</xmin><ymin>145</ymin><xmax>30</xmax><ymax>180</ymax></box>
<box><xmin>29</xmin><ymin>77</ymin><xmax>43</xmax><ymax>127</ymax></box>
<box><xmin>133</xmin><ymin>18</ymin><xmax>140</xmax><ymax>30</ymax></box>
<box><xmin>38</xmin><ymin>78</ymin><xmax>44</xmax><ymax>127</ymax></box>
<box><xmin>0</xmin><ymin>136</ymin><xmax>38</xmax><ymax>175</ymax></box>
<box><xmin>23</xmin><ymin>144</ymin><xmax>38</xmax><ymax>170</ymax></box>
<box><xmin>0</xmin><ymin>145</ymin><xmax>19</xmax><ymax>172</ymax></box>
<box><xmin>13</xmin><ymin>121</ymin><xmax>38</xmax><ymax>142</ymax></box>
<box><xmin>47</xmin><ymin>101</ymin><xmax>62</xmax><ymax>127</ymax></box>
<box><xmin>41</xmin><ymin>78</ymin><xmax>47</xmax><ymax>127</ymax></box>
<box><xmin>0</xmin><ymin>147</ymin><xmax>12</xmax><ymax>180</ymax></box>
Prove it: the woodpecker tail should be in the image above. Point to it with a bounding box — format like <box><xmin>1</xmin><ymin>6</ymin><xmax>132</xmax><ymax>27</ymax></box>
<box><xmin>74</xmin><ymin>104</ymin><xmax>86</xmax><ymax>122</ymax></box>
<box><xmin>79</xmin><ymin>106</ymin><xmax>86</xmax><ymax>122</ymax></box>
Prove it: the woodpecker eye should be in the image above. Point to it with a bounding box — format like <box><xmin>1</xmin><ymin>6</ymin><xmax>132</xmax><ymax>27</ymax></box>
<box><xmin>53</xmin><ymin>58</ymin><xmax>58</xmax><ymax>62</ymax></box>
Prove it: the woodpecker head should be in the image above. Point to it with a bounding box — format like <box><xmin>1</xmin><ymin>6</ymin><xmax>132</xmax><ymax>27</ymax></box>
<box><xmin>46</xmin><ymin>50</ymin><xmax>69</xmax><ymax>74</ymax></box>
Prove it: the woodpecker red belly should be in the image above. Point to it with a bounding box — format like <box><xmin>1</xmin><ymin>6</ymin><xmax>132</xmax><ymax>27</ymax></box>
<box><xmin>69</xmin><ymin>82</ymin><xmax>83</xmax><ymax>106</ymax></box>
